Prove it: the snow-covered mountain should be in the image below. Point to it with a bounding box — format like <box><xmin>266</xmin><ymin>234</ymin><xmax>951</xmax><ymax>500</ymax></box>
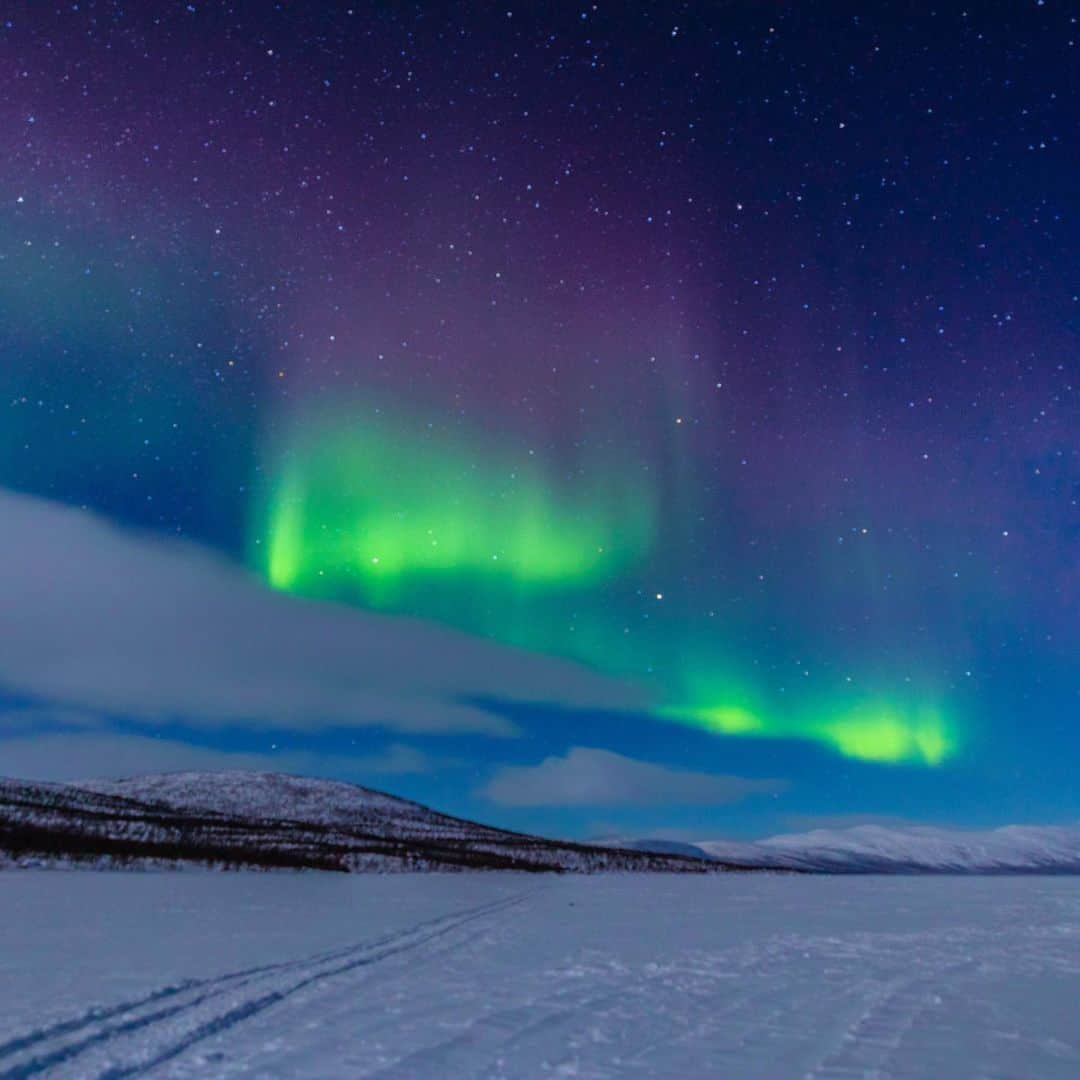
<box><xmin>626</xmin><ymin>824</ymin><xmax>1080</xmax><ymax>874</ymax></box>
<box><xmin>16</xmin><ymin>769</ymin><xmax>1072</xmax><ymax>875</ymax></box>
<box><xmin>0</xmin><ymin>770</ymin><xmax>735</xmax><ymax>874</ymax></box>
<box><xmin>80</xmin><ymin>770</ymin><xmax>456</xmax><ymax>829</ymax></box>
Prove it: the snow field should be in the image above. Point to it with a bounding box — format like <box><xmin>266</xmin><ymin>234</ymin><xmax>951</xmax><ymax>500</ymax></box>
<box><xmin>1</xmin><ymin>872</ymin><xmax>1077</xmax><ymax>1077</ymax></box>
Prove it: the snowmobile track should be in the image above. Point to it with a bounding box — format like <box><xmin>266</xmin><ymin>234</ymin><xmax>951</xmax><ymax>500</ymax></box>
<box><xmin>0</xmin><ymin>891</ymin><xmax>532</xmax><ymax>1079</ymax></box>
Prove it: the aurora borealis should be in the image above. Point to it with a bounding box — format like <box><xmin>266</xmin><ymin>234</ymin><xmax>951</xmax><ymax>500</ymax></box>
<box><xmin>257</xmin><ymin>405</ymin><xmax>654</xmax><ymax>597</ymax></box>
<box><xmin>254</xmin><ymin>405</ymin><xmax>959</xmax><ymax>767</ymax></box>
<box><xmin>0</xmin><ymin>4</ymin><xmax>1076</xmax><ymax>835</ymax></box>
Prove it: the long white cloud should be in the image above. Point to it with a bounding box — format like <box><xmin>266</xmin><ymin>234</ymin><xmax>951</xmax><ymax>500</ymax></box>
<box><xmin>481</xmin><ymin>746</ymin><xmax>787</xmax><ymax>807</ymax></box>
<box><xmin>0</xmin><ymin>731</ymin><xmax>448</xmax><ymax>783</ymax></box>
<box><xmin>0</xmin><ymin>489</ymin><xmax>649</xmax><ymax>735</ymax></box>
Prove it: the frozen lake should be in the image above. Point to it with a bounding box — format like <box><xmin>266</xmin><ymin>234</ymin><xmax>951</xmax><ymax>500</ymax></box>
<box><xmin>1</xmin><ymin>872</ymin><xmax>1077</xmax><ymax>1078</ymax></box>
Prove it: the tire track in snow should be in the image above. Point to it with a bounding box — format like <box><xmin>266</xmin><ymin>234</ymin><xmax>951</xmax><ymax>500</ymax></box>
<box><xmin>806</xmin><ymin>960</ymin><xmax>976</xmax><ymax>1079</ymax></box>
<box><xmin>366</xmin><ymin>991</ymin><xmax>617</xmax><ymax>1078</ymax></box>
<box><xmin>365</xmin><ymin>932</ymin><xmax>983</xmax><ymax>1078</ymax></box>
<box><xmin>363</xmin><ymin>944</ymin><xmax>817</xmax><ymax>1077</ymax></box>
<box><xmin>0</xmin><ymin>934</ymin><xmax>381</xmax><ymax>1063</ymax></box>
<box><xmin>0</xmin><ymin>891</ymin><xmax>532</xmax><ymax>1080</ymax></box>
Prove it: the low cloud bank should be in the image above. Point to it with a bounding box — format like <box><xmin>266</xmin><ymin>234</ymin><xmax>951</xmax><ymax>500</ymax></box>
<box><xmin>481</xmin><ymin>746</ymin><xmax>787</xmax><ymax>807</ymax></box>
<box><xmin>0</xmin><ymin>731</ymin><xmax>446</xmax><ymax>783</ymax></box>
<box><xmin>0</xmin><ymin>489</ymin><xmax>648</xmax><ymax>736</ymax></box>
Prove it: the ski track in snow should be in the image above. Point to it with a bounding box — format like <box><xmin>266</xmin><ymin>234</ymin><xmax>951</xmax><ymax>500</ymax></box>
<box><xmin>160</xmin><ymin>910</ymin><xmax>1080</xmax><ymax>1078</ymax></box>
<box><xmin>0</xmin><ymin>893</ymin><xmax>530</xmax><ymax>1080</ymax></box>
<box><xmin>1</xmin><ymin>875</ymin><xmax>1078</xmax><ymax>1078</ymax></box>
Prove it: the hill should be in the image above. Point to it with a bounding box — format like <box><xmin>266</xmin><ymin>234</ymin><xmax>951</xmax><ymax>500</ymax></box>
<box><xmin>0</xmin><ymin>770</ymin><xmax>746</xmax><ymax>874</ymax></box>
<box><xmin>623</xmin><ymin>823</ymin><xmax>1080</xmax><ymax>874</ymax></box>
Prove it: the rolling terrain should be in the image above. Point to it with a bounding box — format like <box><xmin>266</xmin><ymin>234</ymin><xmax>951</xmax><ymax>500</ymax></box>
<box><xmin>0</xmin><ymin>770</ymin><xmax>734</xmax><ymax>874</ymax></box>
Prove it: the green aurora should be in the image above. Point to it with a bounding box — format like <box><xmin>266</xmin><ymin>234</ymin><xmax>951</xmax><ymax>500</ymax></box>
<box><xmin>252</xmin><ymin>407</ymin><xmax>960</xmax><ymax>768</ymax></box>
<box><xmin>661</xmin><ymin>702</ymin><xmax>955</xmax><ymax>768</ymax></box>
<box><xmin>257</xmin><ymin>409</ymin><xmax>654</xmax><ymax>597</ymax></box>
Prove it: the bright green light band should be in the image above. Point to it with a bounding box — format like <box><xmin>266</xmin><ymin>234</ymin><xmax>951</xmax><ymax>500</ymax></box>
<box><xmin>256</xmin><ymin>408</ymin><xmax>654</xmax><ymax>601</ymax></box>
<box><xmin>253</xmin><ymin>404</ymin><xmax>962</xmax><ymax>767</ymax></box>
<box><xmin>660</xmin><ymin>700</ymin><xmax>957</xmax><ymax>766</ymax></box>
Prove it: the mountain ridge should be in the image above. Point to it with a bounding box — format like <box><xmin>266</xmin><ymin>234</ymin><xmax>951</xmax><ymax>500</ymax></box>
<box><xmin>0</xmin><ymin>769</ymin><xmax>756</xmax><ymax>874</ymax></box>
<box><xmin>623</xmin><ymin>823</ymin><xmax>1080</xmax><ymax>874</ymax></box>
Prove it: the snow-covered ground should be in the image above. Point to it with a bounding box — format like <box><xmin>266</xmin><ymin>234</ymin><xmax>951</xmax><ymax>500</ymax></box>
<box><xmin>1</xmin><ymin>873</ymin><xmax>1077</xmax><ymax>1078</ymax></box>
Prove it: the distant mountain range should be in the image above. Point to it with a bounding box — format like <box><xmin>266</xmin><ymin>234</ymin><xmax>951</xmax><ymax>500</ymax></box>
<box><xmin>0</xmin><ymin>770</ymin><xmax>742</xmax><ymax>874</ymax></box>
<box><xmin>621</xmin><ymin>823</ymin><xmax>1080</xmax><ymax>874</ymax></box>
<box><xmin>5</xmin><ymin>770</ymin><xmax>1075</xmax><ymax>874</ymax></box>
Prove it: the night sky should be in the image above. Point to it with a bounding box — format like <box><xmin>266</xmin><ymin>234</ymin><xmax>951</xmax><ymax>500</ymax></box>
<box><xmin>0</xmin><ymin>3</ymin><xmax>1076</xmax><ymax>839</ymax></box>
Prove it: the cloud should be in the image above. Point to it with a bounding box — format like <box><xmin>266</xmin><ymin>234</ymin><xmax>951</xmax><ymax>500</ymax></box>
<box><xmin>480</xmin><ymin>746</ymin><xmax>787</xmax><ymax>807</ymax></box>
<box><xmin>0</xmin><ymin>705</ymin><xmax>106</xmax><ymax>735</ymax></box>
<box><xmin>0</xmin><ymin>731</ymin><xmax>449</xmax><ymax>783</ymax></box>
<box><xmin>353</xmin><ymin>742</ymin><xmax>455</xmax><ymax>775</ymax></box>
<box><xmin>0</xmin><ymin>489</ymin><xmax>649</xmax><ymax>735</ymax></box>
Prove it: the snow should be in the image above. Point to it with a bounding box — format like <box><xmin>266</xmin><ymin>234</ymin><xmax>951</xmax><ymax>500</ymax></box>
<box><xmin>1</xmin><ymin>873</ymin><xmax>1078</xmax><ymax>1077</ymax></box>
<box><xmin>687</xmin><ymin>824</ymin><xmax>1080</xmax><ymax>873</ymax></box>
<box><xmin>78</xmin><ymin>770</ymin><xmax>436</xmax><ymax>826</ymax></box>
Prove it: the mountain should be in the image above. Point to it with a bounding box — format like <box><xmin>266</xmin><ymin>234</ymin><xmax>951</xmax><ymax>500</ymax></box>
<box><xmin>625</xmin><ymin>824</ymin><xmax>1080</xmax><ymax>874</ymax></box>
<box><xmin>12</xmin><ymin>770</ymin><xmax>1071</xmax><ymax>875</ymax></box>
<box><xmin>0</xmin><ymin>770</ymin><xmax>747</xmax><ymax>874</ymax></box>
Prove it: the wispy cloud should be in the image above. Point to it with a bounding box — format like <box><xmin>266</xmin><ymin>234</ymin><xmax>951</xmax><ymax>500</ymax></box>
<box><xmin>0</xmin><ymin>489</ymin><xmax>649</xmax><ymax>736</ymax></box>
<box><xmin>481</xmin><ymin>746</ymin><xmax>787</xmax><ymax>807</ymax></box>
<box><xmin>0</xmin><ymin>731</ymin><xmax>451</xmax><ymax>783</ymax></box>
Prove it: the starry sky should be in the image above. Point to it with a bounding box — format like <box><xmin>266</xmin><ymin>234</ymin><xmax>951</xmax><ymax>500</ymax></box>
<box><xmin>0</xmin><ymin>2</ymin><xmax>1076</xmax><ymax>839</ymax></box>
